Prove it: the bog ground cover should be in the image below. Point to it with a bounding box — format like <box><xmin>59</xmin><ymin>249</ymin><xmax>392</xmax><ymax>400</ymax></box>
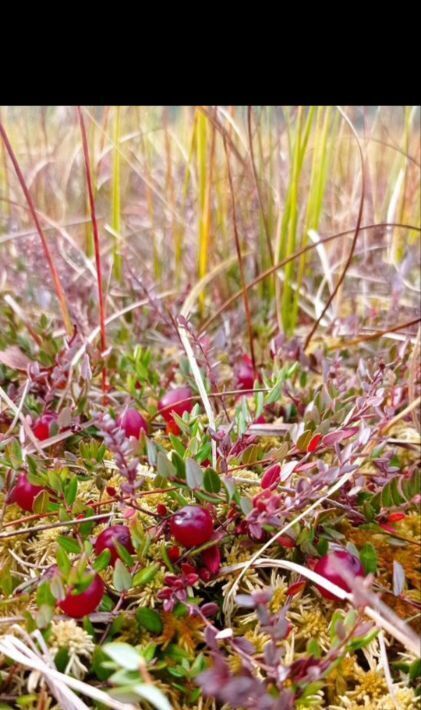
<box><xmin>0</xmin><ymin>106</ymin><xmax>419</xmax><ymax>709</ymax></box>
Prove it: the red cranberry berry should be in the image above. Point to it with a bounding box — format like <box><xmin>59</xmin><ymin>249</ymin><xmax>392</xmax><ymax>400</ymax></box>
<box><xmin>170</xmin><ymin>505</ymin><xmax>214</xmax><ymax>548</ymax></box>
<box><xmin>94</xmin><ymin>525</ymin><xmax>134</xmax><ymax>566</ymax></box>
<box><xmin>8</xmin><ymin>472</ymin><xmax>45</xmax><ymax>512</ymax></box>
<box><xmin>234</xmin><ymin>355</ymin><xmax>257</xmax><ymax>391</ymax></box>
<box><xmin>168</xmin><ymin>545</ymin><xmax>181</xmax><ymax>563</ymax></box>
<box><xmin>314</xmin><ymin>550</ymin><xmax>365</xmax><ymax>600</ymax></box>
<box><xmin>158</xmin><ymin>386</ymin><xmax>193</xmax><ymax>423</ymax></box>
<box><xmin>32</xmin><ymin>412</ymin><xmax>58</xmax><ymax>441</ymax></box>
<box><xmin>58</xmin><ymin>574</ymin><xmax>105</xmax><ymax>618</ymax></box>
<box><xmin>117</xmin><ymin>408</ymin><xmax>148</xmax><ymax>438</ymax></box>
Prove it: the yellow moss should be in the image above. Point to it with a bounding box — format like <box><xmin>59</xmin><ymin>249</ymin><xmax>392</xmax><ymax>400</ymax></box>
<box><xmin>243</xmin><ymin>628</ymin><xmax>272</xmax><ymax>654</ymax></box>
<box><xmin>396</xmin><ymin>512</ymin><xmax>421</xmax><ymax>541</ymax></box>
<box><xmin>288</xmin><ymin>607</ymin><xmax>330</xmax><ymax>650</ymax></box>
<box><xmin>350</xmin><ymin>669</ymin><xmax>387</xmax><ymax>702</ymax></box>
<box><xmin>48</xmin><ymin>619</ymin><xmax>95</xmax><ymax>678</ymax></box>
<box><xmin>157</xmin><ymin>611</ymin><xmax>204</xmax><ymax>653</ymax></box>
<box><xmin>330</xmin><ymin>685</ymin><xmax>419</xmax><ymax>709</ymax></box>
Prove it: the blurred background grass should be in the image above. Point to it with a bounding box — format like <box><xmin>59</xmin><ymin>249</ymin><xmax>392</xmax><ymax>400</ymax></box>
<box><xmin>0</xmin><ymin>106</ymin><xmax>419</xmax><ymax>344</ymax></box>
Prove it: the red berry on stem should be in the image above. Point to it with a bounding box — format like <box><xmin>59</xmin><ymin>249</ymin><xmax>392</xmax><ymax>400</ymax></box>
<box><xmin>314</xmin><ymin>550</ymin><xmax>365</xmax><ymax>600</ymax></box>
<box><xmin>32</xmin><ymin>413</ymin><xmax>58</xmax><ymax>441</ymax></box>
<box><xmin>94</xmin><ymin>525</ymin><xmax>134</xmax><ymax>565</ymax></box>
<box><xmin>158</xmin><ymin>386</ymin><xmax>193</xmax><ymax>423</ymax></box>
<box><xmin>168</xmin><ymin>545</ymin><xmax>181</xmax><ymax>563</ymax></box>
<box><xmin>117</xmin><ymin>408</ymin><xmax>148</xmax><ymax>438</ymax></box>
<box><xmin>170</xmin><ymin>505</ymin><xmax>214</xmax><ymax>548</ymax></box>
<box><xmin>8</xmin><ymin>472</ymin><xmax>45</xmax><ymax>512</ymax></box>
<box><xmin>58</xmin><ymin>574</ymin><xmax>105</xmax><ymax>618</ymax></box>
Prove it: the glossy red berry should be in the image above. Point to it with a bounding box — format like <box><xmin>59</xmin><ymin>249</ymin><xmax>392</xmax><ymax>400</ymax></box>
<box><xmin>94</xmin><ymin>525</ymin><xmax>134</xmax><ymax>565</ymax></box>
<box><xmin>234</xmin><ymin>355</ymin><xmax>256</xmax><ymax>391</ymax></box>
<box><xmin>158</xmin><ymin>386</ymin><xmax>193</xmax><ymax>423</ymax></box>
<box><xmin>168</xmin><ymin>545</ymin><xmax>181</xmax><ymax>563</ymax></box>
<box><xmin>170</xmin><ymin>505</ymin><xmax>213</xmax><ymax>548</ymax></box>
<box><xmin>32</xmin><ymin>413</ymin><xmax>58</xmax><ymax>441</ymax></box>
<box><xmin>8</xmin><ymin>472</ymin><xmax>45</xmax><ymax>512</ymax></box>
<box><xmin>58</xmin><ymin>574</ymin><xmax>105</xmax><ymax>618</ymax></box>
<box><xmin>117</xmin><ymin>408</ymin><xmax>148</xmax><ymax>438</ymax></box>
<box><xmin>314</xmin><ymin>550</ymin><xmax>365</xmax><ymax>600</ymax></box>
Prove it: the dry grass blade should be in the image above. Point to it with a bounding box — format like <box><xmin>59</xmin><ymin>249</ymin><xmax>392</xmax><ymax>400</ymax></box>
<box><xmin>304</xmin><ymin>106</ymin><xmax>366</xmax><ymax>350</ymax></box>
<box><xmin>199</xmin><ymin>222</ymin><xmax>421</xmax><ymax>335</ymax></box>
<box><xmin>220</xmin><ymin>559</ymin><xmax>420</xmax><ymax>656</ymax></box>
<box><xmin>77</xmin><ymin>107</ymin><xmax>107</xmax><ymax>394</ymax></box>
<box><xmin>222</xmin><ymin>468</ymin><xmax>355</xmax><ymax>624</ymax></box>
<box><xmin>0</xmin><ymin>384</ymin><xmax>46</xmax><ymax>456</ymax></box>
<box><xmin>247</xmin><ymin>106</ymin><xmax>274</xmax><ymax>265</ymax></box>
<box><xmin>0</xmin><ymin>121</ymin><xmax>72</xmax><ymax>336</ymax></box>
<box><xmin>177</xmin><ymin>320</ymin><xmax>217</xmax><ymax>468</ymax></box>
<box><xmin>224</xmin><ymin>134</ymin><xmax>256</xmax><ymax>369</ymax></box>
<box><xmin>0</xmin><ymin>631</ymin><xmax>136</xmax><ymax>710</ymax></box>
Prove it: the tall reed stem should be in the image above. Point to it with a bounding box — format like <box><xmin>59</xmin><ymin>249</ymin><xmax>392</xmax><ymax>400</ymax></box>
<box><xmin>77</xmin><ymin>107</ymin><xmax>107</xmax><ymax>393</ymax></box>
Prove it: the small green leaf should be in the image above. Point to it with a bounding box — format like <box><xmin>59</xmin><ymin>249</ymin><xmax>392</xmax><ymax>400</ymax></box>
<box><xmin>157</xmin><ymin>452</ymin><xmax>176</xmax><ymax>479</ymax></box>
<box><xmin>64</xmin><ymin>477</ymin><xmax>78</xmax><ymax>506</ymax></box>
<box><xmin>33</xmin><ymin>490</ymin><xmax>50</xmax><ymax>514</ymax></box>
<box><xmin>27</xmin><ymin>456</ymin><xmax>38</xmax><ymax>477</ymax></box>
<box><xmin>222</xmin><ymin>476</ymin><xmax>237</xmax><ymax>502</ymax></box>
<box><xmin>57</xmin><ymin>535</ymin><xmax>81</xmax><ymax>554</ymax></box>
<box><xmin>7</xmin><ymin>439</ymin><xmax>23</xmax><ymax>469</ymax></box>
<box><xmin>113</xmin><ymin>560</ymin><xmax>132</xmax><ymax>592</ymax></box>
<box><xmin>239</xmin><ymin>496</ymin><xmax>252</xmax><ymax>515</ymax></box>
<box><xmin>54</xmin><ymin>647</ymin><xmax>70</xmax><ymax>672</ymax></box>
<box><xmin>390</xmin><ymin>476</ymin><xmax>404</xmax><ymax>506</ymax></box>
<box><xmin>296</xmin><ymin>430</ymin><xmax>312</xmax><ymax>452</ymax></box>
<box><xmin>46</xmin><ymin>470</ymin><xmax>62</xmax><ymax>493</ymax></box>
<box><xmin>381</xmin><ymin>483</ymin><xmax>394</xmax><ymax>509</ymax></box>
<box><xmin>103</xmin><ymin>642</ymin><xmax>142</xmax><ymax>670</ymax></box>
<box><xmin>115</xmin><ymin>541</ymin><xmax>134</xmax><ymax>568</ymax></box>
<box><xmin>170</xmin><ymin>451</ymin><xmax>186</xmax><ymax>478</ymax></box>
<box><xmin>307</xmin><ymin>638</ymin><xmax>322</xmax><ymax>658</ymax></box>
<box><xmin>169</xmin><ymin>435</ymin><xmax>186</xmax><ymax>458</ymax></box>
<box><xmin>132</xmin><ymin>564</ymin><xmax>159</xmax><ymax>587</ymax></box>
<box><xmin>132</xmin><ymin>684</ymin><xmax>172</xmax><ymax>710</ymax></box>
<box><xmin>36</xmin><ymin>581</ymin><xmax>56</xmax><ymax>607</ymax></box>
<box><xmin>203</xmin><ymin>468</ymin><xmax>221</xmax><ymax>494</ymax></box>
<box><xmin>359</xmin><ymin>543</ymin><xmax>378</xmax><ymax>574</ymax></box>
<box><xmin>93</xmin><ymin>549</ymin><xmax>112</xmax><ymax>572</ymax></box>
<box><xmin>409</xmin><ymin>658</ymin><xmax>421</xmax><ymax>682</ymax></box>
<box><xmin>185</xmin><ymin>458</ymin><xmax>203</xmax><ymax>490</ymax></box>
<box><xmin>56</xmin><ymin>546</ymin><xmax>71</xmax><ymax>576</ymax></box>
<box><xmin>136</xmin><ymin>607</ymin><xmax>163</xmax><ymax>634</ymax></box>
<box><xmin>146</xmin><ymin>438</ymin><xmax>158</xmax><ymax>466</ymax></box>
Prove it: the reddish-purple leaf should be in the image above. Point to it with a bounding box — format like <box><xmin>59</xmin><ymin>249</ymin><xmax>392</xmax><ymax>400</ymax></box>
<box><xmin>261</xmin><ymin>464</ymin><xmax>281</xmax><ymax>489</ymax></box>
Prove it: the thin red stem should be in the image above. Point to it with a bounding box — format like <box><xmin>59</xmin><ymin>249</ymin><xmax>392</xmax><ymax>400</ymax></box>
<box><xmin>0</xmin><ymin>121</ymin><xmax>72</xmax><ymax>336</ymax></box>
<box><xmin>77</xmin><ymin>107</ymin><xmax>107</xmax><ymax>394</ymax></box>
